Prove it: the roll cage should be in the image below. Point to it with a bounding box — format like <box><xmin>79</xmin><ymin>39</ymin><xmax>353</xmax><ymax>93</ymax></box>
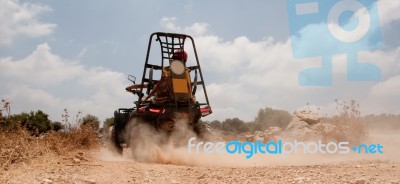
<box><xmin>135</xmin><ymin>32</ymin><xmax>211</xmax><ymax>114</ymax></box>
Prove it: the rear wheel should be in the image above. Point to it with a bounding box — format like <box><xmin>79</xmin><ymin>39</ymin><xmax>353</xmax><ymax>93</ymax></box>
<box><xmin>109</xmin><ymin>110</ymin><xmax>130</xmax><ymax>155</ymax></box>
<box><xmin>159</xmin><ymin>119</ymin><xmax>175</xmax><ymax>132</ymax></box>
<box><xmin>110</xmin><ymin>126</ymin><xmax>123</xmax><ymax>155</ymax></box>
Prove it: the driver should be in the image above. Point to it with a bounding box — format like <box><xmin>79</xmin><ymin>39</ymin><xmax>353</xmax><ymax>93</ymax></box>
<box><xmin>125</xmin><ymin>50</ymin><xmax>188</xmax><ymax>104</ymax></box>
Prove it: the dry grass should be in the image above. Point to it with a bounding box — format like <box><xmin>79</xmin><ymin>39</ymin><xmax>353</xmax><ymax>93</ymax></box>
<box><xmin>318</xmin><ymin>100</ymin><xmax>368</xmax><ymax>144</ymax></box>
<box><xmin>44</xmin><ymin>124</ymin><xmax>99</xmax><ymax>153</ymax></box>
<box><xmin>0</xmin><ymin>104</ymin><xmax>100</xmax><ymax>183</ymax></box>
<box><xmin>0</xmin><ymin>124</ymin><xmax>99</xmax><ymax>171</ymax></box>
<box><xmin>0</xmin><ymin>126</ymin><xmax>40</xmax><ymax>171</ymax></box>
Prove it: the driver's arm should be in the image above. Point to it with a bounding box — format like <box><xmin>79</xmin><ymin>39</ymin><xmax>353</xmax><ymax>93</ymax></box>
<box><xmin>143</xmin><ymin>81</ymin><xmax>161</xmax><ymax>101</ymax></box>
<box><xmin>143</xmin><ymin>77</ymin><xmax>166</xmax><ymax>101</ymax></box>
<box><xmin>126</xmin><ymin>83</ymin><xmax>148</xmax><ymax>91</ymax></box>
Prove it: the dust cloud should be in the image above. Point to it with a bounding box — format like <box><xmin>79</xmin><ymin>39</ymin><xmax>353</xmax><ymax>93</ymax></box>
<box><xmin>97</xmin><ymin>118</ymin><xmax>400</xmax><ymax>167</ymax></box>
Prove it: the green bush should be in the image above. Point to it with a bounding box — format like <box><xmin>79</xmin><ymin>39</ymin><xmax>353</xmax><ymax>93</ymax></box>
<box><xmin>222</xmin><ymin>118</ymin><xmax>248</xmax><ymax>133</ymax></box>
<box><xmin>209</xmin><ymin>120</ymin><xmax>222</xmax><ymax>130</ymax></box>
<box><xmin>103</xmin><ymin>117</ymin><xmax>115</xmax><ymax>131</ymax></box>
<box><xmin>5</xmin><ymin>110</ymin><xmax>52</xmax><ymax>135</ymax></box>
<box><xmin>249</xmin><ymin>107</ymin><xmax>292</xmax><ymax>132</ymax></box>
<box><xmin>81</xmin><ymin>114</ymin><xmax>100</xmax><ymax>130</ymax></box>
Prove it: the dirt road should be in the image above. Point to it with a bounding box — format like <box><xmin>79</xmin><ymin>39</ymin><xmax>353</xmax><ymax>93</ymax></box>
<box><xmin>2</xmin><ymin>129</ymin><xmax>400</xmax><ymax>184</ymax></box>
<box><xmin>3</xmin><ymin>151</ymin><xmax>400</xmax><ymax>184</ymax></box>
<box><xmin>2</xmin><ymin>145</ymin><xmax>400</xmax><ymax>184</ymax></box>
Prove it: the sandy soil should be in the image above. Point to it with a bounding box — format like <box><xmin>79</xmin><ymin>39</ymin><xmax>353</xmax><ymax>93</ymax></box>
<box><xmin>2</xmin><ymin>130</ymin><xmax>400</xmax><ymax>184</ymax></box>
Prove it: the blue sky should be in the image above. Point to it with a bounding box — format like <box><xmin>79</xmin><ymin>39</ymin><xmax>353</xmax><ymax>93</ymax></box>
<box><xmin>0</xmin><ymin>0</ymin><xmax>399</xmax><ymax>123</ymax></box>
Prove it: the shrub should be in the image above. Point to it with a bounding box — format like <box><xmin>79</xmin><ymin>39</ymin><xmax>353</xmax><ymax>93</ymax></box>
<box><xmin>81</xmin><ymin>114</ymin><xmax>100</xmax><ymax>131</ymax></box>
<box><xmin>209</xmin><ymin>120</ymin><xmax>222</xmax><ymax>130</ymax></box>
<box><xmin>249</xmin><ymin>107</ymin><xmax>292</xmax><ymax>132</ymax></box>
<box><xmin>222</xmin><ymin>118</ymin><xmax>248</xmax><ymax>133</ymax></box>
<box><xmin>103</xmin><ymin>117</ymin><xmax>115</xmax><ymax>131</ymax></box>
<box><xmin>0</xmin><ymin>108</ymin><xmax>99</xmax><ymax>171</ymax></box>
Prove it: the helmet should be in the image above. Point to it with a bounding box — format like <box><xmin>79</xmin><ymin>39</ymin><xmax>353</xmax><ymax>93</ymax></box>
<box><xmin>172</xmin><ymin>49</ymin><xmax>188</xmax><ymax>62</ymax></box>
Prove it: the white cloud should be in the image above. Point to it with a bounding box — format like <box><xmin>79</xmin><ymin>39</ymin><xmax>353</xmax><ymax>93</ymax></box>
<box><xmin>0</xmin><ymin>0</ymin><xmax>56</xmax><ymax>45</ymax></box>
<box><xmin>359</xmin><ymin>47</ymin><xmax>400</xmax><ymax>78</ymax></box>
<box><xmin>160</xmin><ymin>17</ymin><xmax>209</xmax><ymax>36</ymax></box>
<box><xmin>161</xmin><ymin>18</ymin><xmax>400</xmax><ymax>121</ymax></box>
<box><xmin>0</xmin><ymin>43</ymin><xmax>83</xmax><ymax>86</ymax></box>
<box><xmin>378</xmin><ymin>0</ymin><xmax>400</xmax><ymax>26</ymax></box>
<box><xmin>0</xmin><ymin>43</ymin><xmax>132</xmax><ymax>122</ymax></box>
<box><xmin>370</xmin><ymin>75</ymin><xmax>400</xmax><ymax>98</ymax></box>
<box><xmin>365</xmin><ymin>75</ymin><xmax>400</xmax><ymax>113</ymax></box>
<box><xmin>6</xmin><ymin>84</ymin><xmax>62</xmax><ymax>110</ymax></box>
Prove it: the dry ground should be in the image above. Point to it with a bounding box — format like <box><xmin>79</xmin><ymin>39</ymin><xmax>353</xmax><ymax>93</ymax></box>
<box><xmin>2</xmin><ymin>129</ymin><xmax>400</xmax><ymax>184</ymax></box>
<box><xmin>1</xmin><ymin>150</ymin><xmax>399</xmax><ymax>184</ymax></box>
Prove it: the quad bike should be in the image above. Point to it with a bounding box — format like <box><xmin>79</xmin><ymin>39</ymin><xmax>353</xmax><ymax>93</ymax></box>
<box><xmin>111</xmin><ymin>32</ymin><xmax>213</xmax><ymax>158</ymax></box>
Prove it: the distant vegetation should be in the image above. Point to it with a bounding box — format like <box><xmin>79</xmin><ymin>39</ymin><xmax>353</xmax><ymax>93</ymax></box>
<box><xmin>362</xmin><ymin>114</ymin><xmax>400</xmax><ymax>130</ymax></box>
<box><xmin>5</xmin><ymin>110</ymin><xmax>55</xmax><ymax>135</ymax></box>
<box><xmin>205</xmin><ymin>103</ymin><xmax>400</xmax><ymax>134</ymax></box>
<box><xmin>2</xmin><ymin>98</ymin><xmax>399</xmax><ymax>135</ymax></box>
<box><xmin>0</xmin><ymin>99</ymin><xmax>106</xmax><ymax>136</ymax></box>
<box><xmin>205</xmin><ymin>107</ymin><xmax>292</xmax><ymax>133</ymax></box>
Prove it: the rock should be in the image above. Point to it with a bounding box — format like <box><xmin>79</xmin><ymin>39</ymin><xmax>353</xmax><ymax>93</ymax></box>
<box><xmin>264</xmin><ymin>127</ymin><xmax>282</xmax><ymax>135</ymax></box>
<box><xmin>293</xmin><ymin>109</ymin><xmax>321</xmax><ymax>125</ymax></box>
<box><xmin>197</xmin><ymin>174</ymin><xmax>206</xmax><ymax>179</ymax></box>
<box><xmin>76</xmin><ymin>152</ymin><xmax>89</xmax><ymax>161</ymax></box>
<box><xmin>354</xmin><ymin>178</ymin><xmax>368</xmax><ymax>184</ymax></box>
<box><xmin>253</xmin><ymin>131</ymin><xmax>264</xmax><ymax>141</ymax></box>
<box><xmin>43</xmin><ymin>178</ymin><xmax>53</xmax><ymax>184</ymax></box>
<box><xmin>311</xmin><ymin>123</ymin><xmax>335</xmax><ymax>134</ymax></box>
<box><xmin>286</xmin><ymin>121</ymin><xmax>309</xmax><ymax>132</ymax></box>
<box><xmin>84</xmin><ymin>179</ymin><xmax>96</xmax><ymax>184</ymax></box>
<box><xmin>293</xmin><ymin>177</ymin><xmax>306</xmax><ymax>184</ymax></box>
<box><xmin>284</xmin><ymin>121</ymin><xmax>316</xmax><ymax>140</ymax></box>
<box><xmin>263</xmin><ymin>127</ymin><xmax>282</xmax><ymax>142</ymax></box>
<box><xmin>245</xmin><ymin>135</ymin><xmax>254</xmax><ymax>141</ymax></box>
<box><xmin>171</xmin><ymin>179</ymin><xmax>179</xmax><ymax>184</ymax></box>
<box><xmin>73</xmin><ymin>158</ymin><xmax>81</xmax><ymax>164</ymax></box>
<box><xmin>144</xmin><ymin>178</ymin><xmax>151</xmax><ymax>182</ymax></box>
<box><xmin>294</xmin><ymin>177</ymin><xmax>305</xmax><ymax>181</ymax></box>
